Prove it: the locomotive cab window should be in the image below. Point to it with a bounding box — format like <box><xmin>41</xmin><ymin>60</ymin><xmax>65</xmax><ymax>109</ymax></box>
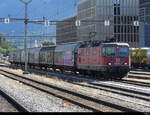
<box><xmin>103</xmin><ymin>47</ymin><xmax>116</xmax><ymax>56</ymax></box>
<box><xmin>119</xmin><ymin>46</ymin><xmax>129</xmax><ymax>56</ymax></box>
<box><xmin>102</xmin><ymin>48</ymin><xmax>106</xmax><ymax>56</ymax></box>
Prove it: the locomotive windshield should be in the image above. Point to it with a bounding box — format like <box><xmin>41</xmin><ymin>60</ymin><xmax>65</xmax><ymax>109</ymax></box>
<box><xmin>102</xmin><ymin>47</ymin><xmax>116</xmax><ymax>56</ymax></box>
<box><xmin>119</xmin><ymin>46</ymin><xmax>129</xmax><ymax>56</ymax></box>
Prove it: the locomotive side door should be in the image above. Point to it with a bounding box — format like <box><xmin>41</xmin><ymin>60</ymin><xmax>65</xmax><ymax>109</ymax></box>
<box><xmin>77</xmin><ymin>48</ymin><xmax>86</xmax><ymax>68</ymax></box>
<box><xmin>90</xmin><ymin>47</ymin><xmax>100</xmax><ymax>65</ymax></box>
<box><xmin>86</xmin><ymin>48</ymin><xmax>90</xmax><ymax>66</ymax></box>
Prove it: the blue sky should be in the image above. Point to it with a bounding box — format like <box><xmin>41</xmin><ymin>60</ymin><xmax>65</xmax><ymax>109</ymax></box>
<box><xmin>0</xmin><ymin>0</ymin><xmax>81</xmax><ymax>35</ymax></box>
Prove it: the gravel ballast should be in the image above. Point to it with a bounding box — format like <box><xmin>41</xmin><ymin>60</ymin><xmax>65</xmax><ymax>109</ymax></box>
<box><xmin>1</xmin><ymin>66</ymin><xmax>150</xmax><ymax>112</ymax></box>
<box><xmin>0</xmin><ymin>75</ymin><xmax>92</xmax><ymax>112</ymax></box>
<box><xmin>0</xmin><ymin>94</ymin><xmax>18</xmax><ymax>112</ymax></box>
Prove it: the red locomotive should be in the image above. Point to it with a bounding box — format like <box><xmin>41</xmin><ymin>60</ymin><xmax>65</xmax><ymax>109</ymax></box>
<box><xmin>9</xmin><ymin>40</ymin><xmax>130</xmax><ymax>79</ymax></box>
<box><xmin>77</xmin><ymin>42</ymin><xmax>130</xmax><ymax>78</ymax></box>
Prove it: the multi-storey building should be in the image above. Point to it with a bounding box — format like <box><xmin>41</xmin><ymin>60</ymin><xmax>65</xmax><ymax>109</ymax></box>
<box><xmin>139</xmin><ymin>0</ymin><xmax>150</xmax><ymax>47</ymax></box>
<box><xmin>56</xmin><ymin>16</ymin><xmax>78</xmax><ymax>45</ymax></box>
<box><xmin>77</xmin><ymin>0</ymin><xmax>139</xmax><ymax>47</ymax></box>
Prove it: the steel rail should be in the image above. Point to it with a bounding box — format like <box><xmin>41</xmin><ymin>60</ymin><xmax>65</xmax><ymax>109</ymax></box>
<box><xmin>130</xmin><ymin>71</ymin><xmax>150</xmax><ymax>76</ymax></box>
<box><xmin>0</xmin><ymin>89</ymin><xmax>29</xmax><ymax>112</ymax></box>
<box><xmin>72</xmin><ymin>81</ymin><xmax>150</xmax><ymax>102</ymax></box>
<box><xmin>1</xmin><ymin>64</ymin><xmax>150</xmax><ymax>109</ymax></box>
<box><xmin>128</xmin><ymin>73</ymin><xmax>150</xmax><ymax>80</ymax></box>
<box><xmin>117</xmin><ymin>79</ymin><xmax>150</xmax><ymax>88</ymax></box>
<box><xmin>24</xmin><ymin>67</ymin><xmax>150</xmax><ymax>97</ymax></box>
<box><xmin>2</xmin><ymin>64</ymin><xmax>150</xmax><ymax>90</ymax></box>
<box><xmin>2</xmin><ymin>64</ymin><xmax>150</xmax><ymax>99</ymax></box>
<box><xmin>0</xmin><ymin>69</ymin><xmax>138</xmax><ymax>112</ymax></box>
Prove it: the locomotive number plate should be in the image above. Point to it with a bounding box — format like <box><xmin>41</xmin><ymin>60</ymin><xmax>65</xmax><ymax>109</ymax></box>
<box><xmin>116</xmin><ymin>58</ymin><xmax>120</xmax><ymax>63</ymax></box>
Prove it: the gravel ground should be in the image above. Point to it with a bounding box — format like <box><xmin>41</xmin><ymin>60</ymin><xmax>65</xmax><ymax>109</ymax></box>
<box><xmin>0</xmin><ymin>94</ymin><xmax>18</xmax><ymax>112</ymax></box>
<box><xmin>24</xmin><ymin>74</ymin><xmax>150</xmax><ymax>112</ymax></box>
<box><xmin>1</xmin><ymin>67</ymin><xmax>150</xmax><ymax>112</ymax></box>
<box><xmin>0</xmin><ymin>75</ymin><xmax>92</xmax><ymax>112</ymax></box>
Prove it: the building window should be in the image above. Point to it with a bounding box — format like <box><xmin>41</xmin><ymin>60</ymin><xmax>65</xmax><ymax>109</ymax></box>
<box><xmin>117</xmin><ymin>7</ymin><xmax>120</xmax><ymax>15</ymax></box>
<box><xmin>114</xmin><ymin>7</ymin><xmax>117</xmax><ymax>15</ymax></box>
<box><xmin>114</xmin><ymin>25</ymin><xmax>117</xmax><ymax>33</ymax></box>
<box><xmin>114</xmin><ymin>0</ymin><xmax>120</xmax><ymax>5</ymax></box>
<box><xmin>114</xmin><ymin>7</ymin><xmax>120</xmax><ymax>15</ymax></box>
<box><xmin>121</xmin><ymin>26</ymin><xmax>123</xmax><ymax>33</ymax></box>
<box><xmin>117</xmin><ymin>34</ymin><xmax>120</xmax><ymax>42</ymax></box>
<box><xmin>118</xmin><ymin>25</ymin><xmax>120</xmax><ymax>33</ymax></box>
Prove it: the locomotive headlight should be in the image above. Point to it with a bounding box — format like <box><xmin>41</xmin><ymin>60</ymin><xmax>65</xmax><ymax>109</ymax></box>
<box><xmin>108</xmin><ymin>63</ymin><xmax>112</xmax><ymax>66</ymax></box>
<box><xmin>124</xmin><ymin>63</ymin><xmax>128</xmax><ymax>65</ymax></box>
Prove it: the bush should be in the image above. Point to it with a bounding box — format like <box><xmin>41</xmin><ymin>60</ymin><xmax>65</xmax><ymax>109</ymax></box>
<box><xmin>0</xmin><ymin>33</ymin><xmax>19</xmax><ymax>56</ymax></box>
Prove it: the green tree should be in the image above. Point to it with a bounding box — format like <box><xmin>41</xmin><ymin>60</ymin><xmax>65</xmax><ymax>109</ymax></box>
<box><xmin>0</xmin><ymin>33</ymin><xmax>6</xmax><ymax>44</ymax></box>
<box><xmin>0</xmin><ymin>33</ymin><xmax>19</xmax><ymax>56</ymax></box>
<box><xmin>41</xmin><ymin>40</ymin><xmax>55</xmax><ymax>47</ymax></box>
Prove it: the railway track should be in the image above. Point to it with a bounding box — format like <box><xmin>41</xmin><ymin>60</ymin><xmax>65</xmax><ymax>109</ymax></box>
<box><xmin>130</xmin><ymin>68</ymin><xmax>150</xmax><ymax>75</ymax></box>
<box><xmin>26</xmin><ymin>67</ymin><xmax>150</xmax><ymax>102</ymax></box>
<box><xmin>1</xmin><ymin>64</ymin><xmax>150</xmax><ymax>95</ymax></box>
<box><xmin>1</xmin><ymin>64</ymin><xmax>150</xmax><ymax>89</ymax></box>
<box><xmin>128</xmin><ymin>73</ymin><xmax>150</xmax><ymax>80</ymax></box>
<box><xmin>1</xmin><ymin>63</ymin><xmax>150</xmax><ymax>81</ymax></box>
<box><xmin>0</xmin><ymin>88</ymin><xmax>29</xmax><ymax>112</ymax></box>
<box><xmin>130</xmin><ymin>71</ymin><xmax>150</xmax><ymax>76</ymax></box>
<box><xmin>0</xmin><ymin>66</ymin><xmax>150</xmax><ymax>112</ymax></box>
<box><xmin>118</xmin><ymin>79</ymin><xmax>150</xmax><ymax>88</ymax></box>
<box><xmin>0</xmin><ymin>68</ymin><xmax>144</xmax><ymax>112</ymax></box>
<box><xmin>42</xmin><ymin>71</ymin><xmax>150</xmax><ymax>107</ymax></box>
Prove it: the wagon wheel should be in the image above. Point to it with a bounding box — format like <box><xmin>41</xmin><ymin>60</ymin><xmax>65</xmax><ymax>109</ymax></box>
<box><xmin>60</xmin><ymin>69</ymin><xmax>64</xmax><ymax>73</ymax></box>
<box><xmin>53</xmin><ymin>67</ymin><xmax>56</xmax><ymax>72</ymax></box>
<box><xmin>73</xmin><ymin>71</ymin><xmax>77</xmax><ymax>75</ymax></box>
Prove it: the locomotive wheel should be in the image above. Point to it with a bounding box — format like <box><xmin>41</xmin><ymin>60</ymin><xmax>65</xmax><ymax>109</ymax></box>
<box><xmin>78</xmin><ymin>71</ymin><xmax>84</xmax><ymax>75</ymax></box>
<box><xmin>33</xmin><ymin>66</ymin><xmax>35</xmax><ymax>69</ymax></box>
<box><xmin>73</xmin><ymin>71</ymin><xmax>77</xmax><ymax>75</ymax></box>
<box><xmin>60</xmin><ymin>69</ymin><xmax>64</xmax><ymax>73</ymax></box>
<box><xmin>85</xmin><ymin>71</ymin><xmax>89</xmax><ymax>76</ymax></box>
<box><xmin>80</xmin><ymin>71</ymin><xmax>85</xmax><ymax>76</ymax></box>
<box><xmin>144</xmin><ymin>66</ymin><xmax>149</xmax><ymax>70</ymax></box>
<box><xmin>52</xmin><ymin>67</ymin><xmax>56</xmax><ymax>72</ymax></box>
<box><xmin>103</xmin><ymin>73</ymin><xmax>111</xmax><ymax>80</ymax></box>
<box><xmin>91</xmin><ymin>72</ymin><xmax>96</xmax><ymax>77</ymax></box>
<box><xmin>40</xmin><ymin>66</ymin><xmax>42</xmax><ymax>70</ymax></box>
<box><xmin>45</xmin><ymin>67</ymin><xmax>47</xmax><ymax>70</ymax></box>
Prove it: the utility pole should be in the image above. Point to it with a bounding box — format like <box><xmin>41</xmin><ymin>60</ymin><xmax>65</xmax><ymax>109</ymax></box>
<box><xmin>20</xmin><ymin>0</ymin><xmax>32</xmax><ymax>74</ymax></box>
